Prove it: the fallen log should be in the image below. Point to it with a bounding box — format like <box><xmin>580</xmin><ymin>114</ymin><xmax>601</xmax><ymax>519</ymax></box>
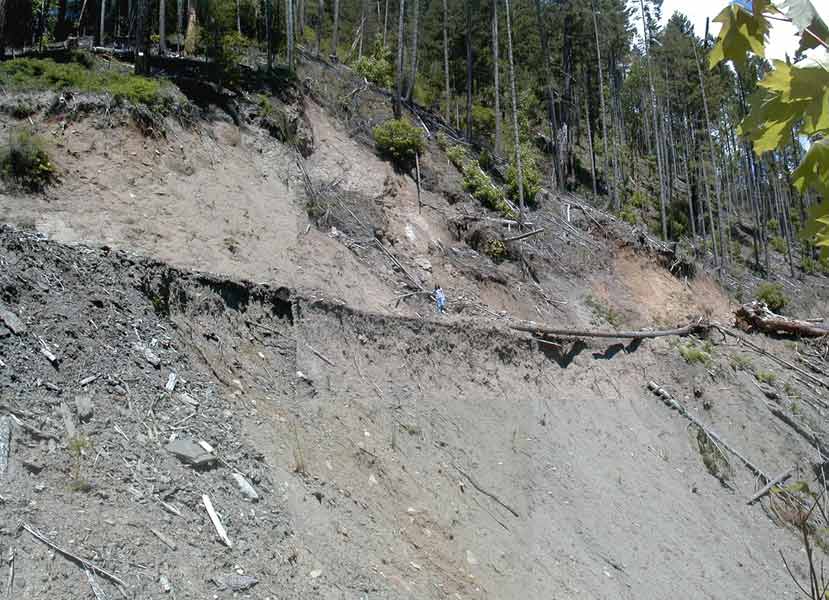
<box><xmin>747</xmin><ymin>467</ymin><xmax>794</xmax><ymax>505</ymax></box>
<box><xmin>503</xmin><ymin>228</ymin><xmax>545</xmax><ymax>243</ymax></box>
<box><xmin>511</xmin><ymin>318</ymin><xmax>706</xmax><ymax>340</ymax></box>
<box><xmin>647</xmin><ymin>381</ymin><xmax>768</xmax><ymax>480</ymax></box>
<box><xmin>736</xmin><ymin>301</ymin><xmax>829</xmax><ymax>339</ymax></box>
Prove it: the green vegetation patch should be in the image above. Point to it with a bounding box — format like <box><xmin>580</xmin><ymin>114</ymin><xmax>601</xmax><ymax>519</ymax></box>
<box><xmin>354</xmin><ymin>36</ymin><xmax>394</xmax><ymax>88</ymax></box>
<box><xmin>0</xmin><ymin>57</ymin><xmax>166</xmax><ymax>106</ymax></box>
<box><xmin>0</xmin><ymin>129</ymin><xmax>56</xmax><ymax>191</ymax></box>
<box><xmin>373</xmin><ymin>118</ymin><xmax>424</xmax><ymax>168</ymax></box>
<box><xmin>678</xmin><ymin>339</ymin><xmax>714</xmax><ymax>366</ymax></box>
<box><xmin>756</xmin><ymin>282</ymin><xmax>789</xmax><ymax>313</ymax></box>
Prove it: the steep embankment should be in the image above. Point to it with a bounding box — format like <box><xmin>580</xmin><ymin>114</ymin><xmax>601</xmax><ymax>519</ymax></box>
<box><xmin>0</xmin><ymin>226</ymin><xmax>819</xmax><ymax>600</ymax></box>
<box><xmin>2</xmin><ymin>55</ymin><xmax>828</xmax><ymax>600</ymax></box>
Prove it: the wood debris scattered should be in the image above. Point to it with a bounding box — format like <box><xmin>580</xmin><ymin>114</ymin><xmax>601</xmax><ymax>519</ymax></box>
<box><xmin>150</xmin><ymin>528</ymin><xmax>178</xmax><ymax>551</ymax></box>
<box><xmin>202</xmin><ymin>494</ymin><xmax>233</xmax><ymax>547</ymax></box>
<box><xmin>20</xmin><ymin>521</ymin><xmax>128</xmax><ymax>589</ymax></box>
<box><xmin>747</xmin><ymin>467</ymin><xmax>795</xmax><ymax>505</ymax></box>
<box><xmin>736</xmin><ymin>301</ymin><xmax>829</xmax><ymax>339</ymax></box>
<box><xmin>0</xmin><ymin>416</ymin><xmax>11</xmax><ymax>479</ymax></box>
<box><xmin>647</xmin><ymin>381</ymin><xmax>768</xmax><ymax>481</ymax></box>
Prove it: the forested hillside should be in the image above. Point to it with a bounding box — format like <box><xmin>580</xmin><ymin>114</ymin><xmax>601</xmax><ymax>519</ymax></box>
<box><xmin>6</xmin><ymin>0</ymin><xmax>826</xmax><ymax>280</ymax></box>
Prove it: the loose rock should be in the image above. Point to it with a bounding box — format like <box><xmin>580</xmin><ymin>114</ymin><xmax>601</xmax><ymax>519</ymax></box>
<box><xmin>75</xmin><ymin>393</ymin><xmax>94</xmax><ymax>422</ymax></box>
<box><xmin>231</xmin><ymin>472</ymin><xmax>260</xmax><ymax>502</ymax></box>
<box><xmin>212</xmin><ymin>574</ymin><xmax>258</xmax><ymax>591</ymax></box>
<box><xmin>165</xmin><ymin>437</ymin><xmax>216</xmax><ymax>467</ymax></box>
<box><xmin>0</xmin><ymin>307</ymin><xmax>26</xmax><ymax>335</ymax></box>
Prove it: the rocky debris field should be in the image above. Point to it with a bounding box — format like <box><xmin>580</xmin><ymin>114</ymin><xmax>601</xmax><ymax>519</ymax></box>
<box><xmin>0</xmin><ymin>225</ymin><xmax>308</xmax><ymax>599</ymax></box>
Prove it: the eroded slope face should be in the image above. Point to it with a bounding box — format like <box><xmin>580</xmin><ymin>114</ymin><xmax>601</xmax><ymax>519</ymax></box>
<box><xmin>0</xmin><ymin>115</ymin><xmax>393</xmax><ymax>310</ymax></box>
<box><xmin>1</xmin><ymin>229</ymin><xmax>812</xmax><ymax>600</ymax></box>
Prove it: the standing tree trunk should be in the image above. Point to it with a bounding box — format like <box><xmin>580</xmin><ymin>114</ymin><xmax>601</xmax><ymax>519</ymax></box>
<box><xmin>584</xmin><ymin>78</ymin><xmax>597</xmax><ymax>196</ymax></box>
<box><xmin>383</xmin><ymin>0</ymin><xmax>388</xmax><ymax>45</ymax></box>
<box><xmin>176</xmin><ymin>0</ymin><xmax>183</xmax><ymax>51</ymax></box>
<box><xmin>316</xmin><ymin>0</ymin><xmax>323</xmax><ymax>55</ymax></box>
<box><xmin>405</xmin><ymin>0</ymin><xmax>419</xmax><ymax>101</ymax></box>
<box><xmin>535</xmin><ymin>0</ymin><xmax>562</xmax><ymax>190</ymax></box>
<box><xmin>286</xmin><ymin>0</ymin><xmax>294</xmax><ymax>68</ymax></box>
<box><xmin>591</xmin><ymin>0</ymin><xmax>613</xmax><ymax>206</ymax></box>
<box><xmin>693</xmin><ymin>31</ymin><xmax>723</xmax><ymax>269</ymax></box>
<box><xmin>504</xmin><ymin>0</ymin><xmax>524</xmax><ymax>223</ymax></box>
<box><xmin>393</xmin><ymin>0</ymin><xmax>405</xmax><ymax>118</ymax></box>
<box><xmin>0</xmin><ymin>0</ymin><xmax>6</xmax><ymax>59</ymax></box>
<box><xmin>266</xmin><ymin>0</ymin><xmax>273</xmax><ymax>69</ymax></box>
<box><xmin>159</xmin><ymin>0</ymin><xmax>166</xmax><ymax>53</ymax></box>
<box><xmin>639</xmin><ymin>0</ymin><xmax>667</xmax><ymax>240</ymax></box>
<box><xmin>134</xmin><ymin>0</ymin><xmax>150</xmax><ymax>74</ymax></box>
<box><xmin>358</xmin><ymin>0</ymin><xmax>366</xmax><ymax>58</ymax></box>
<box><xmin>99</xmin><ymin>0</ymin><xmax>106</xmax><ymax>45</ymax></box>
<box><xmin>492</xmin><ymin>0</ymin><xmax>502</xmax><ymax>155</ymax></box>
<box><xmin>464</xmin><ymin>0</ymin><xmax>472</xmax><ymax>140</ymax></box>
<box><xmin>236</xmin><ymin>0</ymin><xmax>241</xmax><ymax>33</ymax></box>
<box><xmin>442</xmin><ymin>0</ymin><xmax>450</xmax><ymax>120</ymax></box>
<box><xmin>185</xmin><ymin>0</ymin><xmax>197</xmax><ymax>54</ymax></box>
<box><xmin>331</xmin><ymin>0</ymin><xmax>339</xmax><ymax>58</ymax></box>
<box><xmin>534</xmin><ymin>0</ymin><xmax>561</xmax><ymax>190</ymax></box>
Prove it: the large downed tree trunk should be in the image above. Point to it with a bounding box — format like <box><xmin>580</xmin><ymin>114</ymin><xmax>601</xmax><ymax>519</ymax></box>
<box><xmin>512</xmin><ymin>319</ymin><xmax>707</xmax><ymax>341</ymax></box>
<box><xmin>735</xmin><ymin>302</ymin><xmax>829</xmax><ymax>339</ymax></box>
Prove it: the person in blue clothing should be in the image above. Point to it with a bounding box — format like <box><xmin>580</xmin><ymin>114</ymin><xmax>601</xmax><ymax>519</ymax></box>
<box><xmin>434</xmin><ymin>284</ymin><xmax>446</xmax><ymax>314</ymax></box>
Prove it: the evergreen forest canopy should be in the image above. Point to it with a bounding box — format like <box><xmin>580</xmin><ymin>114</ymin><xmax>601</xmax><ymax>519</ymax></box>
<box><xmin>0</xmin><ymin>0</ymin><xmax>827</xmax><ymax>276</ymax></box>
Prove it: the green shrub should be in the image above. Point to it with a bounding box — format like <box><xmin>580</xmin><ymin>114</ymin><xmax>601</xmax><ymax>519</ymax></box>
<box><xmin>770</xmin><ymin>236</ymin><xmax>787</xmax><ymax>254</ymax></box>
<box><xmin>471</xmin><ymin>104</ymin><xmax>495</xmax><ymax>138</ymax></box>
<box><xmin>485</xmin><ymin>239</ymin><xmax>507</xmax><ymax>262</ymax></box>
<box><xmin>756</xmin><ymin>370</ymin><xmax>777</xmax><ymax>385</ymax></box>
<box><xmin>820</xmin><ymin>254</ymin><xmax>829</xmax><ymax>275</ymax></box>
<box><xmin>373</xmin><ymin>118</ymin><xmax>424</xmax><ymax>167</ymax></box>
<box><xmin>678</xmin><ymin>339</ymin><xmax>714</xmax><ymax>366</ymax></box>
<box><xmin>585</xmin><ymin>294</ymin><xmax>624</xmax><ymax>328</ymax></box>
<box><xmin>462</xmin><ymin>160</ymin><xmax>515</xmax><ymax>218</ymax></box>
<box><xmin>354</xmin><ymin>36</ymin><xmax>394</xmax><ymax>88</ymax></box>
<box><xmin>729</xmin><ymin>354</ymin><xmax>753</xmax><ymax>372</ymax></box>
<box><xmin>802</xmin><ymin>255</ymin><xmax>817</xmax><ymax>274</ymax></box>
<box><xmin>506</xmin><ymin>143</ymin><xmax>541</xmax><ymax>205</ymax></box>
<box><xmin>0</xmin><ymin>58</ymin><xmax>164</xmax><ymax>106</ymax></box>
<box><xmin>445</xmin><ymin>144</ymin><xmax>467</xmax><ymax>169</ymax></box>
<box><xmin>0</xmin><ymin>129</ymin><xmax>56</xmax><ymax>191</ymax></box>
<box><xmin>619</xmin><ymin>204</ymin><xmax>638</xmax><ymax>225</ymax></box>
<box><xmin>756</xmin><ymin>282</ymin><xmax>788</xmax><ymax>312</ymax></box>
<box><xmin>215</xmin><ymin>31</ymin><xmax>251</xmax><ymax>85</ymax></box>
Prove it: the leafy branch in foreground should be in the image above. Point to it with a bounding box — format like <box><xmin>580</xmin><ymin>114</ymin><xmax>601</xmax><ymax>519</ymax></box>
<box><xmin>709</xmin><ymin>0</ymin><xmax>829</xmax><ymax>252</ymax></box>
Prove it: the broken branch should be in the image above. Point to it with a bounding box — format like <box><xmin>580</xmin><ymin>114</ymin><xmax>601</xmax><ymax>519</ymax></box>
<box><xmin>454</xmin><ymin>464</ymin><xmax>520</xmax><ymax>518</ymax></box>
<box><xmin>503</xmin><ymin>228</ymin><xmax>545</xmax><ymax>243</ymax></box>
<box><xmin>747</xmin><ymin>467</ymin><xmax>794</xmax><ymax>505</ymax></box>
<box><xmin>20</xmin><ymin>521</ymin><xmax>128</xmax><ymax>589</ymax></box>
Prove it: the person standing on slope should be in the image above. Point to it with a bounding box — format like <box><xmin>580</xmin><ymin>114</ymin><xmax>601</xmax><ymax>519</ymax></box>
<box><xmin>434</xmin><ymin>284</ymin><xmax>446</xmax><ymax>314</ymax></box>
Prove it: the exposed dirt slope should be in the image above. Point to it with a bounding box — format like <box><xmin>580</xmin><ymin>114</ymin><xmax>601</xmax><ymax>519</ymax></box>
<box><xmin>0</xmin><ymin>226</ymin><xmax>823</xmax><ymax>600</ymax></box>
<box><xmin>1</xmin><ymin>55</ymin><xmax>828</xmax><ymax>600</ymax></box>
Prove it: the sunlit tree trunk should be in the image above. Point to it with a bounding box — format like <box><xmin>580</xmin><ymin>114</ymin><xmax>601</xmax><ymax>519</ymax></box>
<box><xmin>442</xmin><ymin>0</ymin><xmax>450</xmax><ymax>120</ymax></box>
<box><xmin>492</xmin><ymin>0</ymin><xmax>502</xmax><ymax>155</ymax></box>
<box><xmin>316</xmin><ymin>0</ymin><xmax>323</xmax><ymax>55</ymax></box>
<box><xmin>465</xmin><ymin>0</ymin><xmax>472</xmax><ymax>140</ymax></box>
<box><xmin>159</xmin><ymin>0</ymin><xmax>166</xmax><ymax>53</ymax></box>
<box><xmin>394</xmin><ymin>0</ymin><xmax>405</xmax><ymax>118</ymax></box>
<box><xmin>286</xmin><ymin>0</ymin><xmax>294</xmax><ymax>67</ymax></box>
<box><xmin>405</xmin><ymin>0</ymin><xmax>418</xmax><ymax>101</ymax></box>
<box><xmin>331</xmin><ymin>0</ymin><xmax>339</xmax><ymax>58</ymax></box>
<box><xmin>505</xmin><ymin>0</ymin><xmax>524</xmax><ymax>222</ymax></box>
